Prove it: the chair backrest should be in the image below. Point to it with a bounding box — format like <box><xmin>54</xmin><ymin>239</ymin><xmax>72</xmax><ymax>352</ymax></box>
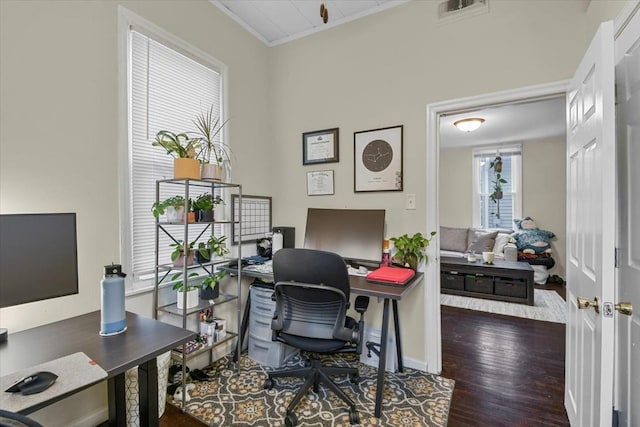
<box><xmin>272</xmin><ymin>248</ymin><xmax>354</xmax><ymax>344</ymax></box>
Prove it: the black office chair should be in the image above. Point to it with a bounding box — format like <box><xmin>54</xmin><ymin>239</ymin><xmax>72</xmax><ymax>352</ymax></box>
<box><xmin>0</xmin><ymin>410</ymin><xmax>43</xmax><ymax>427</ymax></box>
<box><xmin>264</xmin><ymin>248</ymin><xmax>370</xmax><ymax>426</ymax></box>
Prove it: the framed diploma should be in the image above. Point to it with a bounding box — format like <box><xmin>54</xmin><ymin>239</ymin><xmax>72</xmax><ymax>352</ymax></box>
<box><xmin>302</xmin><ymin>128</ymin><xmax>339</xmax><ymax>165</ymax></box>
<box><xmin>354</xmin><ymin>125</ymin><xmax>403</xmax><ymax>192</ymax></box>
<box><xmin>307</xmin><ymin>170</ymin><xmax>334</xmax><ymax>196</ymax></box>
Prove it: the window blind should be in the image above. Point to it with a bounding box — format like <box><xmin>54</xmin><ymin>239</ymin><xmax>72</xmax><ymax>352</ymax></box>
<box><xmin>129</xmin><ymin>29</ymin><xmax>223</xmax><ymax>286</ymax></box>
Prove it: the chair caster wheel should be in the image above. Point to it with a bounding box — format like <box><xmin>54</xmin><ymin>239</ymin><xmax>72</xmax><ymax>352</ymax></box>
<box><xmin>264</xmin><ymin>378</ymin><xmax>274</xmax><ymax>390</ymax></box>
<box><xmin>349</xmin><ymin>373</ymin><xmax>359</xmax><ymax>383</ymax></box>
<box><xmin>349</xmin><ymin>409</ymin><xmax>360</xmax><ymax>424</ymax></box>
<box><xmin>284</xmin><ymin>412</ymin><xmax>298</xmax><ymax>427</ymax></box>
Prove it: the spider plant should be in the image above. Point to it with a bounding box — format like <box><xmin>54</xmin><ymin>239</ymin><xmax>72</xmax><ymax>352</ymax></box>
<box><xmin>194</xmin><ymin>106</ymin><xmax>231</xmax><ymax>165</ymax></box>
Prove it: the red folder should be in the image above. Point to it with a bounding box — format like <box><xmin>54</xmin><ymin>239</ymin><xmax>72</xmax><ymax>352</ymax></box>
<box><xmin>366</xmin><ymin>266</ymin><xmax>415</xmax><ymax>285</ymax></box>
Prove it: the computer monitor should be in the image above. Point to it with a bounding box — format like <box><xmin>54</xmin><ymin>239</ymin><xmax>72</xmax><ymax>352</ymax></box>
<box><xmin>0</xmin><ymin>213</ymin><xmax>79</xmax><ymax>308</ymax></box>
<box><xmin>303</xmin><ymin>208</ymin><xmax>385</xmax><ymax>267</ymax></box>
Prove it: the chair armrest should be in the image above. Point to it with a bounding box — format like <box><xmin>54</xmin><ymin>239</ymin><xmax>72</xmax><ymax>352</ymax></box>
<box><xmin>354</xmin><ymin>296</ymin><xmax>369</xmax><ymax>314</ymax></box>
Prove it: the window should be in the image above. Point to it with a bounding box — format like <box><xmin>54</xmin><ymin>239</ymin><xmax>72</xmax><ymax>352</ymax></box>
<box><xmin>121</xmin><ymin>12</ymin><xmax>227</xmax><ymax>290</ymax></box>
<box><xmin>472</xmin><ymin>146</ymin><xmax>522</xmax><ymax>229</ymax></box>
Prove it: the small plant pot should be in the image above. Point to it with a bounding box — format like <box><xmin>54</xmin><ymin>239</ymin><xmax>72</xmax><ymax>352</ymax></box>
<box><xmin>174</xmin><ymin>158</ymin><xmax>201</xmax><ymax>180</ymax></box>
<box><xmin>176</xmin><ymin>289</ymin><xmax>199</xmax><ymax>309</ymax></box>
<box><xmin>200</xmin><ymin>286</ymin><xmax>219</xmax><ymax>300</ymax></box>
<box><xmin>166</xmin><ymin>206</ymin><xmax>185</xmax><ymax>223</ymax></box>
<box><xmin>187</xmin><ymin>212</ymin><xmax>196</xmax><ymax>223</ymax></box>
<box><xmin>198</xmin><ymin>210</ymin><xmax>214</xmax><ymax>222</ymax></box>
<box><xmin>173</xmin><ymin>251</ymin><xmax>194</xmax><ymax>267</ymax></box>
<box><xmin>404</xmin><ymin>253</ymin><xmax>419</xmax><ymax>271</ymax></box>
<box><xmin>201</xmin><ymin>163</ymin><xmax>224</xmax><ymax>181</ymax></box>
<box><xmin>195</xmin><ymin>250</ymin><xmax>210</xmax><ymax>264</ymax></box>
<box><xmin>493</xmin><ymin>190</ymin><xmax>503</xmax><ymax>200</ymax></box>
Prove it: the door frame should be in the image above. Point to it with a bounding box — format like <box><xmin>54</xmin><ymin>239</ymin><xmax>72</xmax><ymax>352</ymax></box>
<box><xmin>424</xmin><ymin>80</ymin><xmax>568</xmax><ymax>373</ymax></box>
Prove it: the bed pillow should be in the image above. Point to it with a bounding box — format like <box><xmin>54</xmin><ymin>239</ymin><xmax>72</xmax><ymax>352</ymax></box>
<box><xmin>467</xmin><ymin>229</ymin><xmax>499</xmax><ymax>253</ymax></box>
<box><xmin>440</xmin><ymin>226</ymin><xmax>468</xmax><ymax>253</ymax></box>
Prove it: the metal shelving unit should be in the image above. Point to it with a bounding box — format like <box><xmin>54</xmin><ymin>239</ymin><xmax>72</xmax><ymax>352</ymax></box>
<box><xmin>152</xmin><ymin>178</ymin><xmax>242</xmax><ymax>408</ymax></box>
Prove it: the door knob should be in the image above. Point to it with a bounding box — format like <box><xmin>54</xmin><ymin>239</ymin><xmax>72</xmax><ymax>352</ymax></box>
<box><xmin>615</xmin><ymin>302</ymin><xmax>633</xmax><ymax>316</ymax></box>
<box><xmin>577</xmin><ymin>296</ymin><xmax>600</xmax><ymax>314</ymax></box>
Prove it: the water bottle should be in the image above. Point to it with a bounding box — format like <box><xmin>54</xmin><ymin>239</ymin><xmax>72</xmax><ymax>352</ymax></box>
<box><xmin>100</xmin><ymin>264</ymin><xmax>127</xmax><ymax>336</ymax></box>
<box><xmin>272</xmin><ymin>230</ymin><xmax>284</xmax><ymax>254</ymax></box>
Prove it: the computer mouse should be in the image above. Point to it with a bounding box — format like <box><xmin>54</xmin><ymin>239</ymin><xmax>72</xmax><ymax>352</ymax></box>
<box><xmin>4</xmin><ymin>371</ymin><xmax>58</xmax><ymax>395</ymax></box>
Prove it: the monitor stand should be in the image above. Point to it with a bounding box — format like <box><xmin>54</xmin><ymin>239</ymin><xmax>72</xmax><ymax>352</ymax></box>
<box><xmin>0</xmin><ymin>327</ymin><xmax>7</xmax><ymax>343</ymax></box>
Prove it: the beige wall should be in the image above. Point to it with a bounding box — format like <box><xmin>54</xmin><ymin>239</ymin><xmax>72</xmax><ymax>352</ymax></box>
<box><xmin>439</xmin><ymin>138</ymin><xmax>567</xmax><ymax>277</ymax></box>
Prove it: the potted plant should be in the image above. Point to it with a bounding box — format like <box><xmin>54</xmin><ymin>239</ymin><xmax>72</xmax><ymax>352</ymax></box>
<box><xmin>196</xmin><ymin>235</ymin><xmax>230</xmax><ymax>263</ymax></box>
<box><xmin>489</xmin><ymin>156</ymin><xmax>507</xmax><ymax>220</ymax></box>
<box><xmin>152</xmin><ymin>196</ymin><xmax>187</xmax><ymax>222</ymax></box>
<box><xmin>389</xmin><ymin>231</ymin><xmax>437</xmax><ymax>270</ymax></box>
<box><xmin>490</xmin><ymin>155</ymin><xmax>503</xmax><ymax>173</ymax></box>
<box><xmin>200</xmin><ymin>270</ymin><xmax>226</xmax><ymax>300</ymax></box>
<box><xmin>192</xmin><ymin>194</ymin><xmax>224</xmax><ymax>223</ymax></box>
<box><xmin>172</xmin><ymin>272</ymin><xmax>200</xmax><ymax>309</ymax></box>
<box><xmin>194</xmin><ymin>106</ymin><xmax>231</xmax><ymax>181</ymax></box>
<box><xmin>152</xmin><ymin>130</ymin><xmax>202</xmax><ymax>179</ymax></box>
<box><xmin>170</xmin><ymin>240</ymin><xmax>195</xmax><ymax>267</ymax></box>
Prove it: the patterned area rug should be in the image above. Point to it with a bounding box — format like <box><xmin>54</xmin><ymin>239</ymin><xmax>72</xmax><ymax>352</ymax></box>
<box><xmin>168</xmin><ymin>353</ymin><xmax>454</xmax><ymax>426</ymax></box>
<box><xmin>441</xmin><ymin>288</ymin><xmax>566</xmax><ymax>323</ymax></box>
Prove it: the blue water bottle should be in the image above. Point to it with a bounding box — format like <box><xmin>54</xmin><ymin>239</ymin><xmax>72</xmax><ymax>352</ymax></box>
<box><xmin>100</xmin><ymin>263</ymin><xmax>127</xmax><ymax>336</ymax></box>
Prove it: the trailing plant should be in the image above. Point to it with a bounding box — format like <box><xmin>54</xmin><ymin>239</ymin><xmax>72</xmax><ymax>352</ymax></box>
<box><xmin>151</xmin><ymin>196</ymin><xmax>186</xmax><ymax>218</ymax></box>
<box><xmin>170</xmin><ymin>240</ymin><xmax>195</xmax><ymax>262</ymax></box>
<box><xmin>489</xmin><ymin>155</ymin><xmax>508</xmax><ymax>219</ymax></box>
<box><xmin>192</xmin><ymin>194</ymin><xmax>224</xmax><ymax>212</ymax></box>
<box><xmin>197</xmin><ymin>235</ymin><xmax>230</xmax><ymax>261</ymax></box>
<box><xmin>389</xmin><ymin>231</ymin><xmax>437</xmax><ymax>270</ymax></box>
<box><xmin>202</xmin><ymin>270</ymin><xmax>227</xmax><ymax>290</ymax></box>
<box><xmin>152</xmin><ymin>130</ymin><xmax>201</xmax><ymax>159</ymax></box>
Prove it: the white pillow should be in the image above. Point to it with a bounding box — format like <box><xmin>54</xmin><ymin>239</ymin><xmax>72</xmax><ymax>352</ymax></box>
<box><xmin>492</xmin><ymin>233</ymin><xmax>513</xmax><ymax>255</ymax></box>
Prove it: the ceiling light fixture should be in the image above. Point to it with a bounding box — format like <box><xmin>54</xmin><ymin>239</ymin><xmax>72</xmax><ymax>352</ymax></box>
<box><xmin>320</xmin><ymin>2</ymin><xmax>329</xmax><ymax>24</ymax></box>
<box><xmin>453</xmin><ymin>117</ymin><xmax>485</xmax><ymax>132</ymax></box>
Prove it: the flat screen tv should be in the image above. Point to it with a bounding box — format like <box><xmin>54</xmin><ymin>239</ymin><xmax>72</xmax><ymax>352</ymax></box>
<box><xmin>0</xmin><ymin>213</ymin><xmax>79</xmax><ymax>308</ymax></box>
<box><xmin>303</xmin><ymin>208</ymin><xmax>385</xmax><ymax>266</ymax></box>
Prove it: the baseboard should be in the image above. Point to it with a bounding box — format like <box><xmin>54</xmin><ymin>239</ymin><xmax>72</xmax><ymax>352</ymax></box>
<box><xmin>402</xmin><ymin>356</ymin><xmax>428</xmax><ymax>372</ymax></box>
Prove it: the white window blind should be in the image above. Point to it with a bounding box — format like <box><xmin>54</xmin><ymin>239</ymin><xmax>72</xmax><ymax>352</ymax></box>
<box><xmin>128</xmin><ymin>28</ymin><xmax>224</xmax><ymax>288</ymax></box>
<box><xmin>472</xmin><ymin>145</ymin><xmax>522</xmax><ymax>229</ymax></box>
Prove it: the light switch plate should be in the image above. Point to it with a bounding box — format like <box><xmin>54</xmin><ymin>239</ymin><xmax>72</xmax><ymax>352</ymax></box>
<box><xmin>405</xmin><ymin>194</ymin><xmax>416</xmax><ymax>210</ymax></box>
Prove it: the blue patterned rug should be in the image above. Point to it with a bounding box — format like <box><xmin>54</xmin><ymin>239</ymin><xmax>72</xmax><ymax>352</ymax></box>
<box><xmin>168</xmin><ymin>353</ymin><xmax>454</xmax><ymax>426</ymax></box>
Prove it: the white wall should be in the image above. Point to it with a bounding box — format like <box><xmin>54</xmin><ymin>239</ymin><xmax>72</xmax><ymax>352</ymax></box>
<box><xmin>266</xmin><ymin>0</ymin><xmax>620</xmax><ymax>362</ymax></box>
<box><xmin>0</xmin><ymin>1</ymin><xmax>269</xmax><ymax>425</ymax></box>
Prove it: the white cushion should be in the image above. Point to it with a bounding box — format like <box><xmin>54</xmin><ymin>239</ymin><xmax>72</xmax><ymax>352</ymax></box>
<box><xmin>492</xmin><ymin>233</ymin><xmax>513</xmax><ymax>255</ymax></box>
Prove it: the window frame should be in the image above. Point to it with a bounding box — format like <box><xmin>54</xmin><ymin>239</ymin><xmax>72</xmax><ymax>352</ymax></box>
<box><xmin>471</xmin><ymin>145</ymin><xmax>522</xmax><ymax>229</ymax></box>
<box><xmin>118</xmin><ymin>7</ymin><xmax>229</xmax><ymax>292</ymax></box>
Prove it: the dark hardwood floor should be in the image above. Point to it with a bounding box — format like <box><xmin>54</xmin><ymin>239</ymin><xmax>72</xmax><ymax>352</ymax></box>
<box><xmin>160</xmin><ymin>283</ymin><xmax>569</xmax><ymax>426</ymax></box>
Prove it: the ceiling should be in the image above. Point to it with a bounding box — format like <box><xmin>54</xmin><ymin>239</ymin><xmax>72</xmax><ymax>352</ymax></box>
<box><xmin>211</xmin><ymin>0</ymin><xmax>409</xmax><ymax>46</ymax></box>
<box><xmin>440</xmin><ymin>97</ymin><xmax>566</xmax><ymax>149</ymax></box>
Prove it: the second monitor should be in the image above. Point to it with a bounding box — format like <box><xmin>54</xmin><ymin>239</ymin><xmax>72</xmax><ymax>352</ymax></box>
<box><xmin>303</xmin><ymin>208</ymin><xmax>385</xmax><ymax>268</ymax></box>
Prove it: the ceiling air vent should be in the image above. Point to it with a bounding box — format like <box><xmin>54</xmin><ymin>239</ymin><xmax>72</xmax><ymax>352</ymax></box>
<box><xmin>438</xmin><ymin>0</ymin><xmax>488</xmax><ymax>23</ymax></box>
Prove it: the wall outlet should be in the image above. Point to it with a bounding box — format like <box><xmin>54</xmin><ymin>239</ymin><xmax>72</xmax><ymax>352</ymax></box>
<box><xmin>405</xmin><ymin>194</ymin><xmax>416</xmax><ymax>210</ymax></box>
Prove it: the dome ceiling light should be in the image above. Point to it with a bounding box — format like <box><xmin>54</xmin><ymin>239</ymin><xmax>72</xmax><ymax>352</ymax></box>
<box><xmin>453</xmin><ymin>117</ymin><xmax>485</xmax><ymax>132</ymax></box>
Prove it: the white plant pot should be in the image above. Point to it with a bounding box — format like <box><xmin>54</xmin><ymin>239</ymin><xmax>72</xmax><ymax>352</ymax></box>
<box><xmin>176</xmin><ymin>289</ymin><xmax>199</xmax><ymax>309</ymax></box>
<box><xmin>201</xmin><ymin>163</ymin><xmax>225</xmax><ymax>181</ymax></box>
<box><xmin>166</xmin><ymin>206</ymin><xmax>185</xmax><ymax>223</ymax></box>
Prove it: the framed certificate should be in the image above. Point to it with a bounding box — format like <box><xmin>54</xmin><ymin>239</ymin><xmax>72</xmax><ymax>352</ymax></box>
<box><xmin>302</xmin><ymin>128</ymin><xmax>339</xmax><ymax>165</ymax></box>
<box><xmin>307</xmin><ymin>170</ymin><xmax>334</xmax><ymax>196</ymax></box>
<box><xmin>354</xmin><ymin>125</ymin><xmax>403</xmax><ymax>192</ymax></box>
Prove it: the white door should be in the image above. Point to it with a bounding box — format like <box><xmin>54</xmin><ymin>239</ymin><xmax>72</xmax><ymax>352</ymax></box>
<box><xmin>614</xmin><ymin>8</ymin><xmax>640</xmax><ymax>426</ymax></box>
<box><xmin>565</xmin><ymin>21</ymin><xmax>616</xmax><ymax>427</ymax></box>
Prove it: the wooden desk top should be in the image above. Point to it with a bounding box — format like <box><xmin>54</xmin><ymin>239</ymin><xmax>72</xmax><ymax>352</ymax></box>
<box><xmin>0</xmin><ymin>311</ymin><xmax>195</xmax><ymax>377</ymax></box>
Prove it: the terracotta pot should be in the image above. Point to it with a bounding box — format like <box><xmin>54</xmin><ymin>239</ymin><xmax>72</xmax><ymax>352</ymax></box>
<box><xmin>174</xmin><ymin>158</ymin><xmax>201</xmax><ymax>179</ymax></box>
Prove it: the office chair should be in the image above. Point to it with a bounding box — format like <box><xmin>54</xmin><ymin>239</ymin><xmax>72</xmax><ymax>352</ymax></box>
<box><xmin>0</xmin><ymin>410</ymin><xmax>43</xmax><ymax>427</ymax></box>
<box><xmin>264</xmin><ymin>248</ymin><xmax>370</xmax><ymax>426</ymax></box>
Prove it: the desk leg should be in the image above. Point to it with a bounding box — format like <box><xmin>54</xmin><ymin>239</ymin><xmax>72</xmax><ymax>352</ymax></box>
<box><xmin>375</xmin><ymin>298</ymin><xmax>391</xmax><ymax>418</ymax></box>
<box><xmin>392</xmin><ymin>300</ymin><xmax>404</xmax><ymax>373</ymax></box>
<box><xmin>107</xmin><ymin>374</ymin><xmax>126</xmax><ymax>427</ymax></box>
<box><xmin>139</xmin><ymin>358</ymin><xmax>159</xmax><ymax>427</ymax></box>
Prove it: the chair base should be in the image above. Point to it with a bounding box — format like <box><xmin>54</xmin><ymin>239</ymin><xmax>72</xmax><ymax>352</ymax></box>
<box><xmin>264</xmin><ymin>355</ymin><xmax>360</xmax><ymax>426</ymax></box>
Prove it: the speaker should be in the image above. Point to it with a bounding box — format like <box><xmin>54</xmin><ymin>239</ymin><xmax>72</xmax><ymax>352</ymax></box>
<box><xmin>272</xmin><ymin>226</ymin><xmax>295</xmax><ymax>248</ymax></box>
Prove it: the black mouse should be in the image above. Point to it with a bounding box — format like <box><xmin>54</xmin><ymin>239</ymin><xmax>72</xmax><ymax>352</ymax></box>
<box><xmin>5</xmin><ymin>371</ymin><xmax>58</xmax><ymax>395</ymax></box>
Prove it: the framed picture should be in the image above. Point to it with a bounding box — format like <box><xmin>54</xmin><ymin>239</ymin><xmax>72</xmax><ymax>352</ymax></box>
<box><xmin>354</xmin><ymin>125</ymin><xmax>403</xmax><ymax>192</ymax></box>
<box><xmin>302</xmin><ymin>128</ymin><xmax>339</xmax><ymax>165</ymax></box>
<box><xmin>307</xmin><ymin>170</ymin><xmax>334</xmax><ymax>196</ymax></box>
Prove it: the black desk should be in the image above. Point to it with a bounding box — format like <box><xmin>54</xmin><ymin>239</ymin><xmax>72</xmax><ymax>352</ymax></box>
<box><xmin>222</xmin><ymin>264</ymin><xmax>423</xmax><ymax>418</ymax></box>
<box><xmin>0</xmin><ymin>311</ymin><xmax>195</xmax><ymax>426</ymax></box>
